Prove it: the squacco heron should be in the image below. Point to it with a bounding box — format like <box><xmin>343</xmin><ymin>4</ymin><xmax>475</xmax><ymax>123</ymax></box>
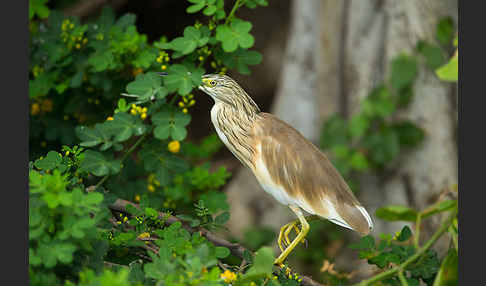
<box><xmin>198</xmin><ymin>74</ymin><xmax>373</xmax><ymax>266</ymax></box>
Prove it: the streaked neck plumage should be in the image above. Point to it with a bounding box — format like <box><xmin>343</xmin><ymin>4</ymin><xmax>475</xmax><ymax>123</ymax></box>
<box><xmin>210</xmin><ymin>91</ymin><xmax>261</xmax><ymax>169</ymax></box>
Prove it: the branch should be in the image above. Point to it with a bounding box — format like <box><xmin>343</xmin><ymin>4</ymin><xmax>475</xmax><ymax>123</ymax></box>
<box><xmin>108</xmin><ymin>199</ymin><xmax>325</xmax><ymax>286</ymax></box>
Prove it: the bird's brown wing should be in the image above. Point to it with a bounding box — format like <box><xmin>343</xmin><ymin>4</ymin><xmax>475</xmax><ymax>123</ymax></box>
<box><xmin>252</xmin><ymin>113</ymin><xmax>372</xmax><ymax>235</ymax></box>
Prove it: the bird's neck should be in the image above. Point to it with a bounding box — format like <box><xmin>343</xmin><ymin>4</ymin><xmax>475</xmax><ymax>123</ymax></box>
<box><xmin>210</xmin><ymin>102</ymin><xmax>259</xmax><ymax>169</ymax></box>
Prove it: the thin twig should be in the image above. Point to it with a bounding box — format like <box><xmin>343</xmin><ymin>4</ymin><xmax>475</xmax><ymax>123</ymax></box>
<box><xmin>398</xmin><ymin>270</ymin><xmax>408</xmax><ymax>286</ymax></box>
<box><xmin>225</xmin><ymin>0</ymin><xmax>243</xmax><ymax>24</ymax></box>
<box><xmin>414</xmin><ymin>213</ymin><xmax>421</xmax><ymax>248</ymax></box>
<box><xmin>94</xmin><ymin>133</ymin><xmax>148</xmax><ymax>190</ymax></box>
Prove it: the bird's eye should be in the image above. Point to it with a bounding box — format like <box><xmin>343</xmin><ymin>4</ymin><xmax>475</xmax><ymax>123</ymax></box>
<box><xmin>209</xmin><ymin>80</ymin><xmax>216</xmax><ymax>86</ymax></box>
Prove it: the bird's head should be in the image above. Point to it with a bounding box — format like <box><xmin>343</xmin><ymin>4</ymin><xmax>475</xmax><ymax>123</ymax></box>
<box><xmin>198</xmin><ymin>74</ymin><xmax>260</xmax><ymax>114</ymax></box>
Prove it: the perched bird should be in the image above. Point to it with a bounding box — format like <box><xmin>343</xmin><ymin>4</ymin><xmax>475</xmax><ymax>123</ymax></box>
<box><xmin>198</xmin><ymin>74</ymin><xmax>373</xmax><ymax>266</ymax></box>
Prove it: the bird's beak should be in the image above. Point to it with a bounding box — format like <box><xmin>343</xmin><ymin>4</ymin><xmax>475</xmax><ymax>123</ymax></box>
<box><xmin>199</xmin><ymin>78</ymin><xmax>212</xmax><ymax>92</ymax></box>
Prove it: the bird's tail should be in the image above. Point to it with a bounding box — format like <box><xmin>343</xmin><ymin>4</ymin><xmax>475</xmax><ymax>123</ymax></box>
<box><xmin>321</xmin><ymin>198</ymin><xmax>373</xmax><ymax>236</ymax></box>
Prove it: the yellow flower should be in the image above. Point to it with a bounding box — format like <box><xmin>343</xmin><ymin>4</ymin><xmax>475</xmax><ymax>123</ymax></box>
<box><xmin>168</xmin><ymin>140</ymin><xmax>180</xmax><ymax>153</ymax></box>
<box><xmin>134</xmin><ymin>194</ymin><xmax>140</xmax><ymax>202</ymax></box>
<box><xmin>182</xmin><ymin>108</ymin><xmax>188</xmax><ymax>114</ymax></box>
<box><xmin>220</xmin><ymin>269</ymin><xmax>237</xmax><ymax>283</ymax></box>
<box><xmin>130</xmin><ymin>108</ymin><xmax>137</xmax><ymax>115</ymax></box>
<box><xmin>142</xmin><ymin>107</ymin><xmax>148</xmax><ymax>113</ymax></box>
<box><xmin>123</xmin><ymin>216</ymin><xmax>128</xmax><ymax>223</ymax></box>
<box><xmin>147</xmin><ymin>184</ymin><xmax>155</xmax><ymax>192</ymax></box>
<box><xmin>107</xmin><ymin>116</ymin><xmax>114</xmax><ymax>121</ymax></box>
<box><xmin>140</xmin><ymin>113</ymin><xmax>147</xmax><ymax>120</ymax></box>
<box><xmin>31</xmin><ymin>103</ymin><xmax>40</xmax><ymax>115</ymax></box>
<box><xmin>138</xmin><ymin>232</ymin><xmax>150</xmax><ymax>239</ymax></box>
<box><xmin>198</xmin><ymin>56</ymin><xmax>204</xmax><ymax>61</ymax></box>
<box><xmin>161</xmin><ymin>65</ymin><xmax>167</xmax><ymax>70</ymax></box>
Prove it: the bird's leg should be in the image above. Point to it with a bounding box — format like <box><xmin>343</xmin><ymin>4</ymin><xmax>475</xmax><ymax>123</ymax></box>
<box><xmin>282</xmin><ymin>215</ymin><xmax>321</xmax><ymax>248</ymax></box>
<box><xmin>283</xmin><ymin>222</ymin><xmax>301</xmax><ymax>247</ymax></box>
<box><xmin>278</xmin><ymin>221</ymin><xmax>298</xmax><ymax>252</ymax></box>
<box><xmin>274</xmin><ymin>205</ymin><xmax>310</xmax><ymax>266</ymax></box>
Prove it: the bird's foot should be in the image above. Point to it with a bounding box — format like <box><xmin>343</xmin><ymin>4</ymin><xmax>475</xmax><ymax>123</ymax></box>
<box><xmin>279</xmin><ymin>221</ymin><xmax>307</xmax><ymax>250</ymax></box>
<box><xmin>275</xmin><ymin>262</ymin><xmax>292</xmax><ymax>276</ymax></box>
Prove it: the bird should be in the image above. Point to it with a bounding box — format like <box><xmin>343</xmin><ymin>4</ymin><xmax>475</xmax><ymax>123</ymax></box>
<box><xmin>197</xmin><ymin>74</ymin><xmax>373</xmax><ymax>266</ymax></box>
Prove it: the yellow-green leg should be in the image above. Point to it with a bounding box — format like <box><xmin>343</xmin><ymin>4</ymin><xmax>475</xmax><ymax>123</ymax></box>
<box><xmin>274</xmin><ymin>205</ymin><xmax>310</xmax><ymax>266</ymax></box>
<box><xmin>278</xmin><ymin>221</ymin><xmax>298</xmax><ymax>252</ymax></box>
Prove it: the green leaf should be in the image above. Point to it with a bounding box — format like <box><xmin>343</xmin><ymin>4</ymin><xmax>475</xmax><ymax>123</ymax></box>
<box><xmin>375</xmin><ymin>205</ymin><xmax>418</xmax><ymax>222</ymax></box>
<box><xmin>29</xmin><ymin>0</ymin><xmax>50</xmax><ymax>20</ymax></box>
<box><xmin>349</xmin><ymin>235</ymin><xmax>375</xmax><ymax>251</ymax></box>
<box><xmin>417</xmin><ymin>41</ymin><xmax>446</xmax><ymax>70</ymax></box>
<box><xmin>203</xmin><ymin>5</ymin><xmax>217</xmax><ymax>15</ymax></box>
<box><xmin>105</xmin><ymin>112</ymin><xmax>146</xmax><ymax>142</ymax></box>
<box><xmin>126</xmin><ymin>72</ymin><xmax>167</xmax><ymax>101</ymax></box>
<box><xmin>88</xmin><ymin>50</ymin><xmax>115</xmax><ymax>72</ymax></box>
<box><xmin>79</xmin><ymin>150</ymin><xmax>120</xmax><ymax>177</ymax></box>
<box><xmin>34</xmin><ymin>151</ymin><xmax>62</xmax><ymax>170</ymax></box>
<box><xmin>433</xmin><ymin>248</ymin><xmax>458</xmax><ymax>286</ymax></box>
<box><xmin>163</xmin><ymin>64</ymin><xmax>204</xmax><ymax>95</ymax></box>
<box><xmin>152</xmin><ymin>108</ymin><xmax>191</xmax><ymax>141</ymax></box>
<box><xmin>396</xmin><ymin>226</ymin><xmax>412</xmax><ymax>242</ymax></box>
<box><xmin>75</xmin><ymin>125</ymin><xmax>106</xmax><ymax>148</ymax></box>
<box><xmin>169</xmin><ymin>26</ymin><xmax>208</xmax><ymax>55</ymax></box>
<box><xmin>214</xmin><ymin>246</ymin><xmax>230</xmax><ymax>258</ymax></box>
<box><xmin>436</xmin><ymin>17</ymin><xmax>455</xmax><ymax>47</ymax></box>
<box><xmin>70</xmin><ymin>71</ymin><xmax>84</xmax><ymax>88</ymax></box>
<box><xmin>349</xmin><ymin>114</ymin><xmax>370</xmax><ymax>139</ymax></box>
<box><xmin>214</xmin><ymin>211</ymin><xmax>230</xmax><ymax>225</ymax></box>
<box><xmin>54</xmin><ymin>243</ymin><xmax>77</xmax><ymax>264</ymax></box>
<box><xmin>245</xmin><ymin>0</ymin><xmax>268</xmax><ymax>8</ymax></box>
<box><xmin>215</xmin><ymin>19</ymin><xmax>255</xmax><ymax>52</ymax></box>
<box><xmin>199</xmin><ymin>191</ymin><xmax>229</xmax><ymax>213</ymax></box>
<box><xmin>392</xmin><ymin>121</ymin><xmax>425</xmax><ymax>148</ymax></box>
<box><xmin>364</xmin><ymin>126</ymin><xmax>400</xmax><ymax>166</ymax></box>
<box><xmin>349</xmin><ymin>151</ymin><xmax>369</xmax><ymax>171</ymax></box>
<box><xmin>363</xmin><ymin>86</ymin><xmax>395</xmax><ymax>118</ymax></box>
<box><xmin>244</xmin><ymin>247</ymin><xmax>274</xmax><ymax>277</ymax></box>
<box><xmin>435</xmin><ymin>52</ymin><xmax>458</xmax><ymax>82</ymax></box>
<box><xmin>132</xmin><ymin>49</ymin><xmax>157</xmax><ymax>69</ymax></box>
<box><xmin>187</xmin><ymin>2</ymin><xmax>205</xmax><ymax>13</ymax></box>
<box><xmin>216</xmin><ymin>48</ymin><xmax>262</xmax><ymax>75</ymax></box>
<box><xmin>84</xmin><ymin>192</ymin><xmax>104</xmax><ymax>205</ymax></box>
<box><xmin>139</xmin><ymin>141</ymin><xmax>189</xmax><ymax>186</ymax></box>
<box><xmin>320</xmin><ymin>115</ymin><xmax>349</xmax><ymax>149</ymax></box>
<box><xmin>390</xmin><ymin>54</ymin><xmax>418</xmax><ymax>91</ymax></box>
